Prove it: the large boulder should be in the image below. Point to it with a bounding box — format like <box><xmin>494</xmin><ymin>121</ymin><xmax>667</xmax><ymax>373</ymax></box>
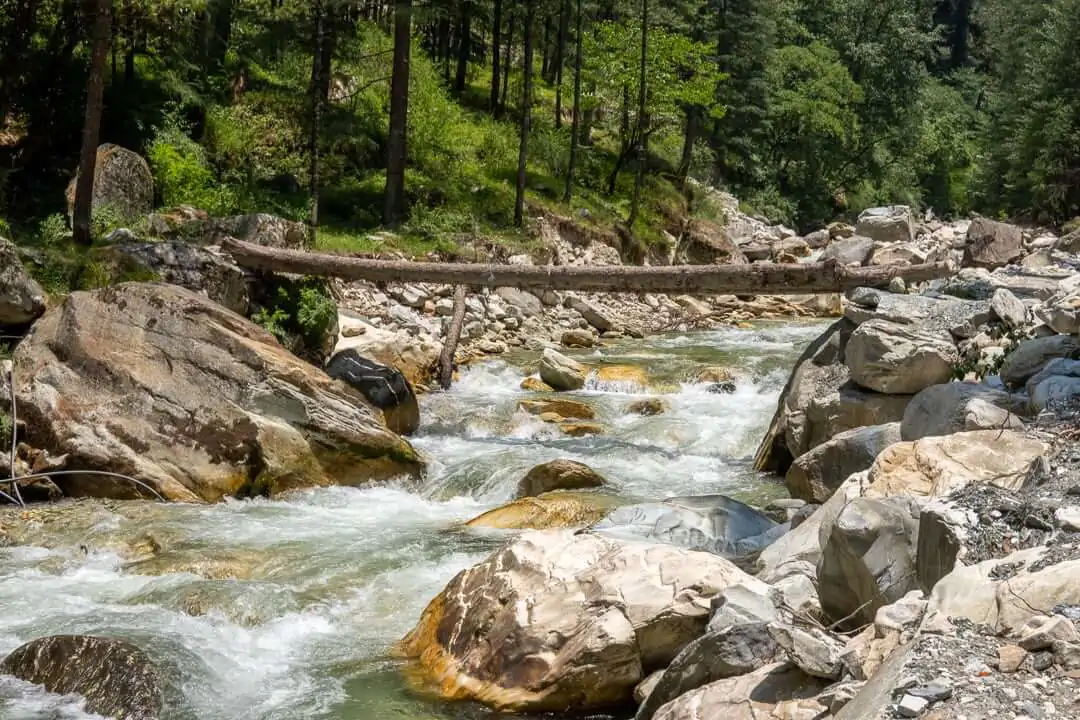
<box><xmin>635</xmin><ymin>623</ymin><xmax>781</xmax><ymax>720</ymax></box>
<box><xmin>334</xmin><ymin>314</ymin><xmax>441</xmax><ymax>388</ymax></box>
<box><xmin>785</xmin><ymin>423</ymin><xmax>901</xmax><ymax>504</ymax></box>
<box><xmin>496</xmin><ymin>287</ymin><xmax>544</xmax><ymax>317</ymax></box>
<box><xmin>325</xmin><ymin>349</ymin><xmax>420</xmax><ymax>436</ymax></box>
<box><xmin>539</xmin><ymin>348</ymin><xmax>588</xmax><ymax>391</ymax></box>
<box><xmin>817</xmin><ymin>496</ymin><xmax>921</xmax><ymax>629</ymax></box>
<box><xmin>398</xmin><ymin>530</ymin><xmax>775</xmax><ymax>712</ymax></box>
<box><xmin>65</xmin><ymin>144</ymin><xmax>154</xmax><ymax>222</ymax></box>
<box><xmin>867</xmin><ymin>430</ymin><xmax>1048</xmax><ymax>498</ymax></box>
<box><xmin>845</xmin><ymin>319</ymin><xmax>958</xmax><ymax>394</ymax></box>
<box><xmin>1025</xmin><ymin>357</ymin><xmax>1080</xmax><ymax>412</ymax></box>
<box><xmin>1035</xmin><ymin>290</ymin><xmax>1080</xmax><ymax>334</ymax></box>
<box><xmin>900</xmin><ymin>382</ymin><xmax>1023</xmax><ymax>441</ymax></box>
<box><xmin>96</xmin><ymin>240</ymin><xmax>250</xmax><ymax>315</ymax></box>
<box><xmin>650</xmin><ymin>663</ymin><xmax>829</xmax><ymax>720</ymax></box>
<box><xmin>591</xmin><ymin>495</ymin><xmax>784</xmax><ymax>560</ymax></box>
<box><xmin>0</xmin><ymin>237</ymin><xmax>47</xmax><ymax>327</ymax></box>
<box><xmin>999</xmin><ymin>334</ymin><xmax>1080</xmax><ymax>388</ymax></box>
<box><xmin>820</xmin><ymin>236</ymin><xmax>875</xmax><ymax>266</ymax></box>
<box><xmin>855</xmin><ymin>206</ymin><xmax>914</xmax><ymax>245</ymax></box>
<box><xmin>516</xmin><ymin>459</ymin><xmax>607</xmax><ymax>498</ymax></box>
<box><xmin>990</xmin><ymin>288</ymin><xmax>1028</xmax><ymax>329</ymax></box>
<box><xmin>0</xmin><ymin>634</ymin><xmax>162</xmax><ymax>720</ymax></box>
<box><xmin>962</xmin><ymin>217</ymin><xmax>1024</xmax><ymax>269</ymax></box>
<box><xmin>565</xmin><ymin>295</ymin><xmax>615</xmax><ymax>332</ymax></box>
<box><xmin>12</xmin><ymin>283</ymin><xmax>422</xmax><ymax>502</ymax></box>
<box><xmin>677</xmin><ymin>220</ymin><xmax>749</xmax><ymax>265</ymax></box>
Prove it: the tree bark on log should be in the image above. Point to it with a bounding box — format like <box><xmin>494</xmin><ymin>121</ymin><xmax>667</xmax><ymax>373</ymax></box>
<box><xmin>439</xmin><ymin>285</ymin><xmax>468</xmax><ymax>390</ymax></box>
<box><xmin>222</xmin><ymin>238</ymin><xmax>956</xmax><ymax>295</ymax></box>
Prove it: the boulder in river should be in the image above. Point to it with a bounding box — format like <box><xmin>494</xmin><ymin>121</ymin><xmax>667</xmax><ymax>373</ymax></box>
<box><xmin>518</xmin><ymin>398</ymin><xmax>595</xmax><ymax>420</ymax></box>
<box><xmin>335</xmin><ymin>314</ymin><xmax>441</xmax><ymax>388</ymax></box>
<box><xmin>398</xmin><ymin>529</ymin><xmax>774</xmax><ymax>712</ymax></box>
<box><xmin>325</xmin><ymin>349</ymin><xmax>420</xmax><ymax>436</ymax></box>
<box><xmin>539</xmin><ymin>348</ymin><xmax>587</xmax><ymax>391</ymax></box>
<box><xmin>516</xmin><ymin>459</ymin><xmax>607</xmax><ymax>498</ymax></box>
<box><xmin>519</xmin><ymin>376</ymin><xmax>554</xmax><ymax>392</ymax></box>
<box><xmin>845</xmin><ymin>319</ymin><xmax>959</xmax><ymax>394</ymax></box>
<box><xmin>464</xmin><ymin>491</ymin><xmax>620</xmax><ymax>529</ymax></box>
<box><xmin>591</xmin><ymin>495</ymin><xmax>784</xmax><ymax>560</ymax></box>
<box><xmin>560</xmin><ymin>328</ymin><xmax>595</xmax><ymax>348</ymax></box>
<box><xmin>0</xmin><ymin>236</ymin><xmax>47</xmax><ymax>328</ymax></box>
<box><xmin>12</xmin><ymin>283</ymin><xmax>422</xmax><ymax>502</ymax></box>
<box><xmin>0</xmin><ymin>634</ymin><xmax>163</xmax><ymax>720</ymax></box>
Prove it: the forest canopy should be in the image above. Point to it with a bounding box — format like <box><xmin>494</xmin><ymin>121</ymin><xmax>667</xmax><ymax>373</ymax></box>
<box><xmin>0</xmin><ymin>0</ymin><xmax>1077</xmax><ymax>251</ymax></box>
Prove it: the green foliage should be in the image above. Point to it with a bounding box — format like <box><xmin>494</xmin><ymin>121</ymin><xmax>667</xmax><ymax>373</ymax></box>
<box><xmin>252</xmin><ymin>278</ymin><xmax>337</xmax><ymax>360</ymax></box>
<box><xmin>147</xmin><ymin>121</ymin><xmax>239</xmax><ymax>216</ymax></box>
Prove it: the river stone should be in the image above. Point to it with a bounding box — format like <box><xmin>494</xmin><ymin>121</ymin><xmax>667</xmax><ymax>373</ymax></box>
<box><xmin>635</xmin><ymin>623</ymin><xmax>781</xmax><ymax>720</ymax></box>
<box><xmin>999</xmin><ymin>334</ymin><xmax>1080</xmax><ymax>388</ymax></box>
<box><xmin>539</xmin><ymin>348</ymin><xmax>587</xmax><ymax>390</ymax></box>
<box><xmin>963</xmin><ymin>217</ymin><xmax>1024</xmax><ymax>269</ymax></box>
<box><xmin>591</xmin><ymin>495</ymin><xmax>784</xmax><ymax>559</ymax></box>
<box><xmin>399</xmin><ymin>529</ymin><xmax>775</xmax><ymax>712</ymax></box>
<box><xmin>325</xmin><ymin>349</ymin><xmax>420</xmax><ymax>436</ymax></box>
<box><xmin>1036</xmin><ymin>291</ymin><xmax>1080</xmax><ymax>334</ymax></box>
<box><xmin>867</xmin><ymin>430</ymin><xmax>1048</xmax><ymax>498</ymax></box>
<box><xmin>990</xmin><ymin>288</ymin><xmax>1028</xmax><ymax>329</ymax></box>
<box><xmin>65</xmin><ymin>144</ymin><xmax>154</xmax><ymax>223</ymax></box>
<box><xmin>817</xmin><ymin>496</ymin><xmax>921</xmax><ymax>629</ymax></box>
<box><xmin>785</xmin><ymin>424</ymin><xmax>901</xmax><ymax>504</ymax></box>
<box><xmin>0</xmin><ymin>236</ymin><xmax>47</xmax><ymax>327</ymax></box>
<box><xmin>518</xmin><ymin>398</ymin><xmax>595</xmax><ymax>419</ymax></box>
<box><xmin>845</xmin><ymin>319</ymin><xmax>958</xmax><ymax>394</ymax></box>
<box><xmin>900</xmin><ymin>382</ymin><xmax>1022</xmax><ymax>441</ymax></box>
<box><xmin>1026</xmin><ymin>358</ymin><xmax>1080</xmax><ymax>412</ymax></box>
<box><xmin>821</xmin><ymin>236</ymin><xmax>875</xmax><ymax>266</ymax></box>
<box><xmin>464</xmin><ymin>492</ymin><xmax>620</xmax><ymax>529</ymax></box>
<box><xmin>651</xmin><ymin>663</ymin><xmax>829</xmax><ymax>720</ymax></box>
<box><xmin>856</xmin><ymin>206</ymin><xmax>914</xmax><ymax>245</ymax></box>
<box><xmin>0</xmin><ymin>635</ymin><xmax>163</xmax><ymax>720</ymax></box>
<box><xmin>561</xmin><ymin>328</ymin><xmax>595</xmax><ymax>348</ymax></box>
<box><xmin>12</xmin><ymin>283</ymin><xmax>422</xmax><ymax>502</ymax></box>
<box><xmin>768</xmin><ymin>622</ymin><xmax>846</xmax><ymax>679</ymax></box>
<box><xmin>516</xmin><ymin>459</ymin><xmax>607</xmax><ymax>498</ymax></box>
<box><xmin>677</xmin><ymin>219</ymin><xmax>749</xmax><ymax>265</ymax></box>
<box><xmin>496</xmin><ymin>287</ymin><xmax>543</xmax><ymax>317</ymax></box>
<box><xmin>565</xmin><ymin>295</ymin><xmax>615</xmax><ymax>332</ymax></box>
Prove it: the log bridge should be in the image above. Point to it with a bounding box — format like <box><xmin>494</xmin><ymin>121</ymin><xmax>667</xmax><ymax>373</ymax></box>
<box><xmin>222</xmin><ymin>238</ymin><xmax>955</xmax><ymax>296</ymax></box>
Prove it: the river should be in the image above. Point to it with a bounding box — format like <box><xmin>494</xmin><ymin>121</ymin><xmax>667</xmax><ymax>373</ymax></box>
<box><xmin>0</xmin><ymin>321</ymin><xmax>826</xmax><ymax>720</ymax></box>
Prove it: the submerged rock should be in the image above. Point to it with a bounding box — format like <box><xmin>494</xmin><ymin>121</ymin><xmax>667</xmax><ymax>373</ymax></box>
<box><xmin>12</xmin><ymin>283</ymin><xmax>422</xmax><ymax>502</ymax></box>
<box><xmin>516</xmin><ymin>459</ymin><xmax>607</xmax><ymax>498</ymax></box>
<box><xmin>464</xmin><ymin>492</ymin><xmax>619</xmax><ymax>529</ymax></box>
<box><xmin>398</xmin><ymin>529</ymin><xmax>773</xmax><ymax>712</ymax></box>
<box><xmin>626</xmin><ymin>398</ymin><xmax>667</xmax><ymax>416</ymax></box>
<box><xmin>326</xmin><ymin>349</ymin><xmax>420</xmax><ymax>436</ymax></box>
<box><xmin>1</xmin><ymin>634</ymin><xmax>163</xmax><ymax>720</ymax></box>
<box><xmin>591</xmin><ymin>495</ymin><xmax>784</xmax><ymax>560</ymax></box>
<box><xmin>518</xmin><ymin>398</ymin><xmax>595</xmax><ymax>419</ymax></box>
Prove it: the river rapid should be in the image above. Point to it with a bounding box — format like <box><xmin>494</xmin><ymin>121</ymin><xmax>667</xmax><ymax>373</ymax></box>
<box><xmin>0</xmin><ymin>321</ymin><xmax>826</xmax><ymax>720</ymax></box>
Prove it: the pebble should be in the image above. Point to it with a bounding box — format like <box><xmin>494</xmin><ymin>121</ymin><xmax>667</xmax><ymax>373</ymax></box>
<box><xmin>898</xmin><ymin>694</ymin><xmax>930</xmax><ymax>717</ymax></box>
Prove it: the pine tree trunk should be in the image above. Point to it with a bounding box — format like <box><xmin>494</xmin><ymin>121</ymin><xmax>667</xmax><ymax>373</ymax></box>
<box><xmin>123</xmin><ymin>0</ymin><xmax>135</xmax><ymax>85</ymax></box>
<box><xmin>563</xmin><ymin>0</ymin><xmax>584</xmax><ymax>202</ymax></box>
<box><xmin>553</xmin><ymin>0</ymin><xmax>567</xmax><ymax>128</ymax></box>
<box><xmin>514</xmin><ymin>0</ymin><xmax>535</xmax><ymax>227</ymax></box>
<box><xmin>308</xmin><ymin>0</ymin><xmax>325</xmax><ymax>240</ymax></box>
<box><xmin>437</xmin><ymin>17</ymin><xmax>451</xmax><ymax>82</ymax></box>
<box><xmin>540</xmin><ymin>15</ymin><xmax>551</xmax><ymax>80</ymax></box>
<box><xmin>207</xmin><ymin>0</ymin><xmax>233</xmax><ymax>72</ymax></box>
<box><xmin>499</xmin><ymin>1</ymin><xmax>515</xmax><ymax>116</ymax></box>
<box><xmin>678</xmin><ymin>106</ymin><xmax>698</xmax><ymax>187</ymax></box>
<box><xmin>384</xmin><ymin>0</ymin><xmax>412</xmax><ymax>226</ymax></box>
<box><xmin>627</xmin><ymin>0</ymin><xmax>648</xmax><ymax>228</ymax></box>
<box><xmin>489</xmin><ymin>0</ymin><xmax>503</xmax><ymax>112</ymax></box>
<box><xmin>72</xmin><ymin>0</ymin><xmax>113</xmax><ymax>247</ymax></box>
<box><xmin>454</xmin><ymin>0</ymin><xmax>471</xmax><ymax>93</ymax></box>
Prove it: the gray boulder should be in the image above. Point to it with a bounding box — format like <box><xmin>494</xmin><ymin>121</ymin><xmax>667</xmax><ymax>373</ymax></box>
<box><xmin>0</xmin><ymin>237</ymin><xmax>47</xmax><ymax>327</ymax></box>
<box><xmin>1035</xmin><ymin>291</ymin><xmax>1080</xmax><ymax>334</ymax></box>
<box><xmin>821</xmin><ymin>236</ymin><xmax>875</xmax><ymax>266</ymax></box>
<box><xmin>990</xmin><ymin>288</ymin><xmax>1028</xmax><ymax>329</ymax></box>
<box><xmin>1</xmin><ymin>635</ymin><xmax>163</xmax><ymax>720</ymax></box>
<box><xmin>539</xmin><ymin>348</ymin><xmax>588</xmax><ymax>390</ymax></box>
<box><xmin>999</xmin><ymin>335</ymin><xmax>1080</xmax><ymax>388</ymax></box>
<box><xmin>1026</xmin><ymin>358</ymin><xmax>1080</xmax><ymax>412</ymax></box>
<box><xmin>65</xmin><ymin>144</ymin><xmax>154</xmax><ymax>222</ymax></box>
<box><xmin>1056</xmin><ymin>228</ymin><xmax>1080</xmax><ymax>254</ymax></box>
<box><xmin>565</xmin><ymin>295</ymin><xmax>615</xmax><ymax>332</ymax></box>
<box><xmin>786</xmin><ymin>423</ymin><xmax>901</xmax><ymax>504</ymax></box>
<box><xmin>900</xmin><ymin>382</ymin><xmax>1023</xmax><ymax>441</ymax></box>
<box><xmin>818</xmin><ymin>496</ymin><xmax>920</xmax><ymax>629</ymax></box>
<box><xmin>496</xmin><ymin>286</ymin><xmax>544</xmax><ymax>317</ymax></box>
<box><xmin>856</xmin><ymin>206</ymin><xmax>914</xmax><ymax>245</ymax></box>
<box><xmin>846</xmin><ymin>319</ymin><xmax>959</xmax><ymax>394</ymax></box>
<box><xmin>592</xmin><ymin>495</ymin><xmax>783</xmax><ymax>560</ymax></box>
<box><xmin>963</xmin><ymin>217</ymin><xmax>1024</xmax><ymax>269</ymax></box>
<box><xmin>635</xmin><ymin>623</ymin><xmax>781</xmax><ymax>720</ymax></box>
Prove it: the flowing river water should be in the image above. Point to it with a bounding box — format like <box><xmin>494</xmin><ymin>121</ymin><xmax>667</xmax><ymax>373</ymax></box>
<box><xmin>0</xmin><ymin>321</ymin><xmax>827</xmax><ymax>720</ymax></box>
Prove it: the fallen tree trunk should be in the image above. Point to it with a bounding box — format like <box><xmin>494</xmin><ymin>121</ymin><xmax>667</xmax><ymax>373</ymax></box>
<box><xmin>222</xmin><ymin>238</ymin><xmax>955</xmax><ymax>295</ymax></box>
<box><xmin>438</xmin><ymin>285</ymin><xmax>468</xmax><ymax>390</ymax></box>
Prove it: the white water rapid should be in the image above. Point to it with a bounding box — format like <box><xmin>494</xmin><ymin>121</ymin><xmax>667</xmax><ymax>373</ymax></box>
<box><xmin>0</xmin><ymin>321</ymin><xmax>827</xmax><ymax>720</ymax></box>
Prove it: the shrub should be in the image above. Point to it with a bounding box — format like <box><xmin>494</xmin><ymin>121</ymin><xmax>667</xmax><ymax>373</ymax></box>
<box><xmin>147</xmin><ymin>124</ymin><xmax>237</xmax><ymax>215</ymax></box>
